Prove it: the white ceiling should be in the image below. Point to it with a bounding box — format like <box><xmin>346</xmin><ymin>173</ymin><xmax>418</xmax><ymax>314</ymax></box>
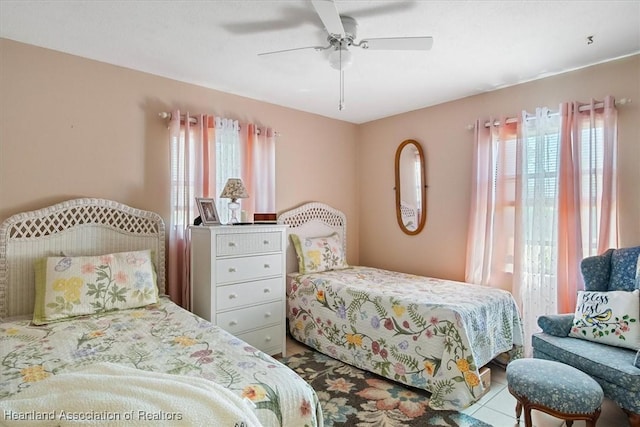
<box><xmin>1</xmin><ymin>1</ymin><xmax>639</xmax><ymax>124</ymax></box>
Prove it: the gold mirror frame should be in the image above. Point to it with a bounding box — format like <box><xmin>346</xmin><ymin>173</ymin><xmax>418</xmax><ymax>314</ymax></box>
<box><xmin>394</xmin><ymin>139</ymin><xmax>427</xmax><ymax>235</ymax></box>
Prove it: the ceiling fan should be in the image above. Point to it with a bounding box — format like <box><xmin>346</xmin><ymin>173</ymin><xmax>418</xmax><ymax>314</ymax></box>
<box><xmin>258</xmin><ymin>0</ymin><xmax>434</xmax><ymax>111</ymax></box>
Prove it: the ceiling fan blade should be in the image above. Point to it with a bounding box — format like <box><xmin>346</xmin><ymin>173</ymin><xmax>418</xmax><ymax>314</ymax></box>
<box><xmin>354</xmin><ymin>2</ymin><xmax>417</xmax><ymax>18</ymax></box>
<box><xmin>222</xmin><ymin>4</ymin><xmax>317</xmax><ymax>35</ymax></box>
<box><xmin>258</xmin><ymin>45</ymin><xmax>329</xmax><ymax>56</ymax></box>
<box><xmin>311</xmin><ymin>0</ymin><xmax>345</xmax><ymax>37</ymax></box>
<box><xmin>361</xmin><ymin>36</ymin><xmax>434</xmax><ymax>51</ymax></box>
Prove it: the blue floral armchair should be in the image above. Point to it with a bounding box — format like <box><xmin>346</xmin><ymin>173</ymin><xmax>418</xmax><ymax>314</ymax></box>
<box><xmin>532</xmin><ymin>246</ymin><xmax>640</xmax><ymax>427</ymax></box>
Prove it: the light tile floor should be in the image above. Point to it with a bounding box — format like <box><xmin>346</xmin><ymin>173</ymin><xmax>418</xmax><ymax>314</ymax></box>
<box><xmin>284</xmin><ymin>336</ymin><xmax>631</xmax><ymax>427</ymax></box>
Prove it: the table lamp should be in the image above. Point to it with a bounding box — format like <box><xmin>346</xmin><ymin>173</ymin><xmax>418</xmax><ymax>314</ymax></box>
<box><xmin>220</xmin><ymin>178</ymin><xmax>249</xmax><ymax>224</ymax></box>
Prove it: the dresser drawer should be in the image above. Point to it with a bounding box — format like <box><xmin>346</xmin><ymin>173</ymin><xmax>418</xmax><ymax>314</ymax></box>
<box><xmin>215</xmin><ymin>253</ymin><xmax>282</xmax><ymax>284</ymax></box>
<box><xmin>216</xmin><ymin>301</ymin><xmax>282</xmax><ymax>335</ymax></box>
<box><xmin>236</xmin><ymin>324</ymin><xmax>282</xmax><ymax>354</ymax></box>
<box><xmin>216</xmin><ymin>232</ymin><xmax>282</xmax><ymax>256</ymax></box>
<box><xmin>216</xmin><ymin>277</ymin><xmax>283</xmax><ymax>311</ymax></box>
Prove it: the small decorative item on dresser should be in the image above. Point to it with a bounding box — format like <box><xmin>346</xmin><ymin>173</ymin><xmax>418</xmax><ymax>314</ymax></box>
<box><xmin>254</xmin><ymin>213</ymin><xmax>277</xmax><ymax>224</ymax></box>
<box><xmin>220</xmin><ymin>178</ymin><xmax>249</xmax><ymax>224</ymax></box>
<box><xmin>195</xmin><ymin>197</ymin><xmax>220</xmax><ymax>225</ymax></box>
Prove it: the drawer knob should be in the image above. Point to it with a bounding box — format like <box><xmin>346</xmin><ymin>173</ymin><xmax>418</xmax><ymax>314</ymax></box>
<box><xmin>228</xmin><ymin>242</ymin><xmax>236</xmax><ymax>247</ymax></box>
<box><xmin>263</xmin><ymin>264</ymin><xmax>270</xmax><ymax>269</ymax></box>
<box><xmin>263</xmin><ymin>288</ymin><xmax>270</xmax><ymax>293</ymax></box>
<box><xmin>229</xmin><ymin>293</ymin><xmax>237</xmax><ymax>299</ymax></box>
<box><xmin>265</xmin><ymin>312</ymin><xmax>271</xmax><ymax>318</ymax></box>
<box><xmin>229</xmin><ymin>267</ymin><xmax>237</xmax><ymax>273</ymax></box>
<box><xmin>265</xmin><ymin>336</ymin><xmax>272</xmax><ymax>342</ymax></box>
<box><xmin>229</xmin><ymin>320</ymin><xmax>238</xmax><ymax>326</ymax></box>
<box><xmin>263</xmin><ymin>240</ymin><xmax>269</xmax><ymax>245</ymax></box>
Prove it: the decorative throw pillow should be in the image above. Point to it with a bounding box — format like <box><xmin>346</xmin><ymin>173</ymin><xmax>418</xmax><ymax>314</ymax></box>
<box><xmin>33</xmin><ymin>250</ymin><xmax>158</xmax><ymax>325</ymax></box>
<box><xmin>568</xmin><ymin>290</ymin><xmax>640</xmax><ymax>350</ymax></box>
<box><xmin>290</xmin><ymin>232</ymin><xmax>348</xmax><ymax>274</ymax></box>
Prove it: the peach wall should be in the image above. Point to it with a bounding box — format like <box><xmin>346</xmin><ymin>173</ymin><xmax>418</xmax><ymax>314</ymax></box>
<box><xmin>2</xmin><ymin>39</ymin><xmax>638</xmax><ymax>286</ymax></box>
<box><xmin>358</xmin><ymin>55</ymin><xmax>640</xmax><ymax>282</ymax></box>
<box><xmin>0</xmin><ymin>39</ymin><xmax>360</xmax><ymax>263</ymax></box>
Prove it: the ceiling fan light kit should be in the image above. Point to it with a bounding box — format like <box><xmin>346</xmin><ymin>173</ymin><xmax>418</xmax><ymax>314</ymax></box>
<box><xmin>329</xmin><ymin>45</ymin><xmax>352</xmax><ymax>70</ymax></box>
<box><xmin>258</xmin><ymin>0</ymin><xmax>433</xmax><ymax>111</ymax></box>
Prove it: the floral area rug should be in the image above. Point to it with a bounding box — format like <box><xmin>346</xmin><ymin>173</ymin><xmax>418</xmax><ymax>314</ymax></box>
<box><xmin>280</xmin><ymin>350</ymin><xmax>492</xmax><ymax>427</ymax></box>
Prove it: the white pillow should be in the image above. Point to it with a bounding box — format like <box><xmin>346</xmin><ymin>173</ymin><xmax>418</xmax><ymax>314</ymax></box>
<box><xmin>569</xmin><ymin>290</ymin><xmax>640</xmax><ymax>350</ymax></box>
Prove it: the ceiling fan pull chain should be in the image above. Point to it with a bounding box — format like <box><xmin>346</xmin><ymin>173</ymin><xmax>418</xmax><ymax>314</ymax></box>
<box><xmin>339</xmin><ymin>46</ymin><xmax>345</xmax><ymax>111</ymax></box>
<box><xmin>339</xmin><ymin>69</ymin><xmax>345</xmax><ymax>111</ymax></box>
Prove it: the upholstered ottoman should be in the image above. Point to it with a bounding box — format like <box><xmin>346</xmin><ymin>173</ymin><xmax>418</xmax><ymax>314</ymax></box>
<box><xmin>506</xmin><ymin>358</ymin><xmax>603</xmax><ymax>427</ymax></box>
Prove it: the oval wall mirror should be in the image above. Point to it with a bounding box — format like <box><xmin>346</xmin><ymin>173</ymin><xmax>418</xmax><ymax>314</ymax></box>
<box><xmin>394</xmin><ymin>139</ymin><xmax>427</xmax><ymax>235</ymax></box>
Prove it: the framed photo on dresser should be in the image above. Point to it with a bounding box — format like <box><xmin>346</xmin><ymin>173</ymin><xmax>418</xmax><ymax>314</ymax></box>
<box><xmin>195</xmin><ymin>197</ymin><xmax>220</xmax><ymax>225</ymax></box>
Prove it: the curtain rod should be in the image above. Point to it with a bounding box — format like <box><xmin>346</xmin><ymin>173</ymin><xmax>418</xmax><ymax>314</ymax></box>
<box><xmin>158</xmin><ymin>112</ymin><xmax>280</xmax><ymax>136</ymax></box>
<box><xmin>466</xmin><ymin>97</ymin><xmax>632</xmax><ymax>130</ymax></box>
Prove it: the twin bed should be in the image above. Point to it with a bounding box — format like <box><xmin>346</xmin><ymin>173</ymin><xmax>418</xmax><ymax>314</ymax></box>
<box><xmin>278</xmin><ymin>202</ymin><xmax>524</xmax><ymax>411</ymax></box>
<box><xmin>0</xmin><ymin>198</ymin><xmax>523</xmax><ymax>425</ymax></box>
<box><xmin>0</xmin><ymin>198</ymin><xmax>322</xmax><ymax>427</ymax></box>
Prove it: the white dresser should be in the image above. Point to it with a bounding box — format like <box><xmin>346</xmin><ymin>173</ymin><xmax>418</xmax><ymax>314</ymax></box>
<box><xmin>189</xmin><ymin>225</ymin><xmax>287</xmax><ymax>356</ymax></box>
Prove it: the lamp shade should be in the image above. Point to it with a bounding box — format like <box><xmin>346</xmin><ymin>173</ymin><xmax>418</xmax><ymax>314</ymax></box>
<box><xmin>220</xmin><ymin>178</ymin><xmax>249</xmax><ymax>200</ymax></box>
<box><xmin>329</xmin><ymin>47</ymin><xmax>353</xmax><ymax>70</ymax></box>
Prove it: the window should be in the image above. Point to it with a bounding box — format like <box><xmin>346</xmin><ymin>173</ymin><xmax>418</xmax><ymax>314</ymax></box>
<box><xmin>467</xmin><ymin>99</ymin><xmax>618</xmax><ymax>356</ymax></box>
<box><xmin>169</xmin><ymin>118</ymin><xmax>241</xmax><ymax>227</ymax></box>
<box><xmin>493</xmin><ymin>112</ymin><xmax>607</xmax><ymax>277</ymax></box>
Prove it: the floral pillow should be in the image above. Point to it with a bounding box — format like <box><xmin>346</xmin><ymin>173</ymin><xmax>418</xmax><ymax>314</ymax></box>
<box><xmin>568</xmin><ymin>290</ymin><xmax>639</xmax><ymax>350</ymax></box>
<box><xmin>33</xmin><ymin>250</ymin><xmax>158</xmax><ymax>325</ymax></box>
<box><xmin>290</xmin><ymin>232</ymin><xmax>348</xmax><ymax>274</ymax></box>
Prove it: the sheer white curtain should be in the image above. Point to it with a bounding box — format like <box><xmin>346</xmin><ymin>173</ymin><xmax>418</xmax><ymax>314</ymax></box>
<box><xmin>214</xmin><ymin>117</ymin><xmax>241</xmax><ymax>224</ymax></box>
<box><xmin>466</xmin><ymin>97</ymin><xmax>618</xmax><ymax>356</ymax></box>
<box><xmin>513</xmin><ymin>108</ymin><xmax>562</xmax><ymax>350</ymax></box>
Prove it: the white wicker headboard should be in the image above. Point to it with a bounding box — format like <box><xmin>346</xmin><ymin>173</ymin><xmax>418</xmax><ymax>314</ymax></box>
<box><xmin>0</xmin><ymin>198</ymin><xmax>166</xmax><ymax>319</ymax></box>
<box><xmin>277</xmin><ymin>202</ymin><xmax>346</xmax><ymax>274</ymax></box>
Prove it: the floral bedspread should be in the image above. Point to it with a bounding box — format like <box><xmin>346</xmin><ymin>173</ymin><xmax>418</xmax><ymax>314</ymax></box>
<box><xmin>288</xmin><ymin>266</ymin><xmax>524</xmax><ymax>410</ymax></box>
<box><xmin>0</xmin><ymin>297</ymin><xmax>321</xmax><ymax>427</ymax></box>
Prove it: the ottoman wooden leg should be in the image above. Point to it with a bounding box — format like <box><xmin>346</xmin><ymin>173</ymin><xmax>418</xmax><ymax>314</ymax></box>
<box><xmin>516</xmin><ymin>401</ymin><xmax>522</xmax><ymax>419</ymax></box>
<box><xmin>586</xmin><ymin>407</ymin><xmax>601</xmax><ymax>427</ymax></box>
<box><xmin>623</xmin><ymin>410</ymin><xmax>640</xmax><ymax>427</ymax></box>
<box><xmin>523</xmin><ymin>404</ymin><xmax>533</xmax><ymax>427</ymax></box>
